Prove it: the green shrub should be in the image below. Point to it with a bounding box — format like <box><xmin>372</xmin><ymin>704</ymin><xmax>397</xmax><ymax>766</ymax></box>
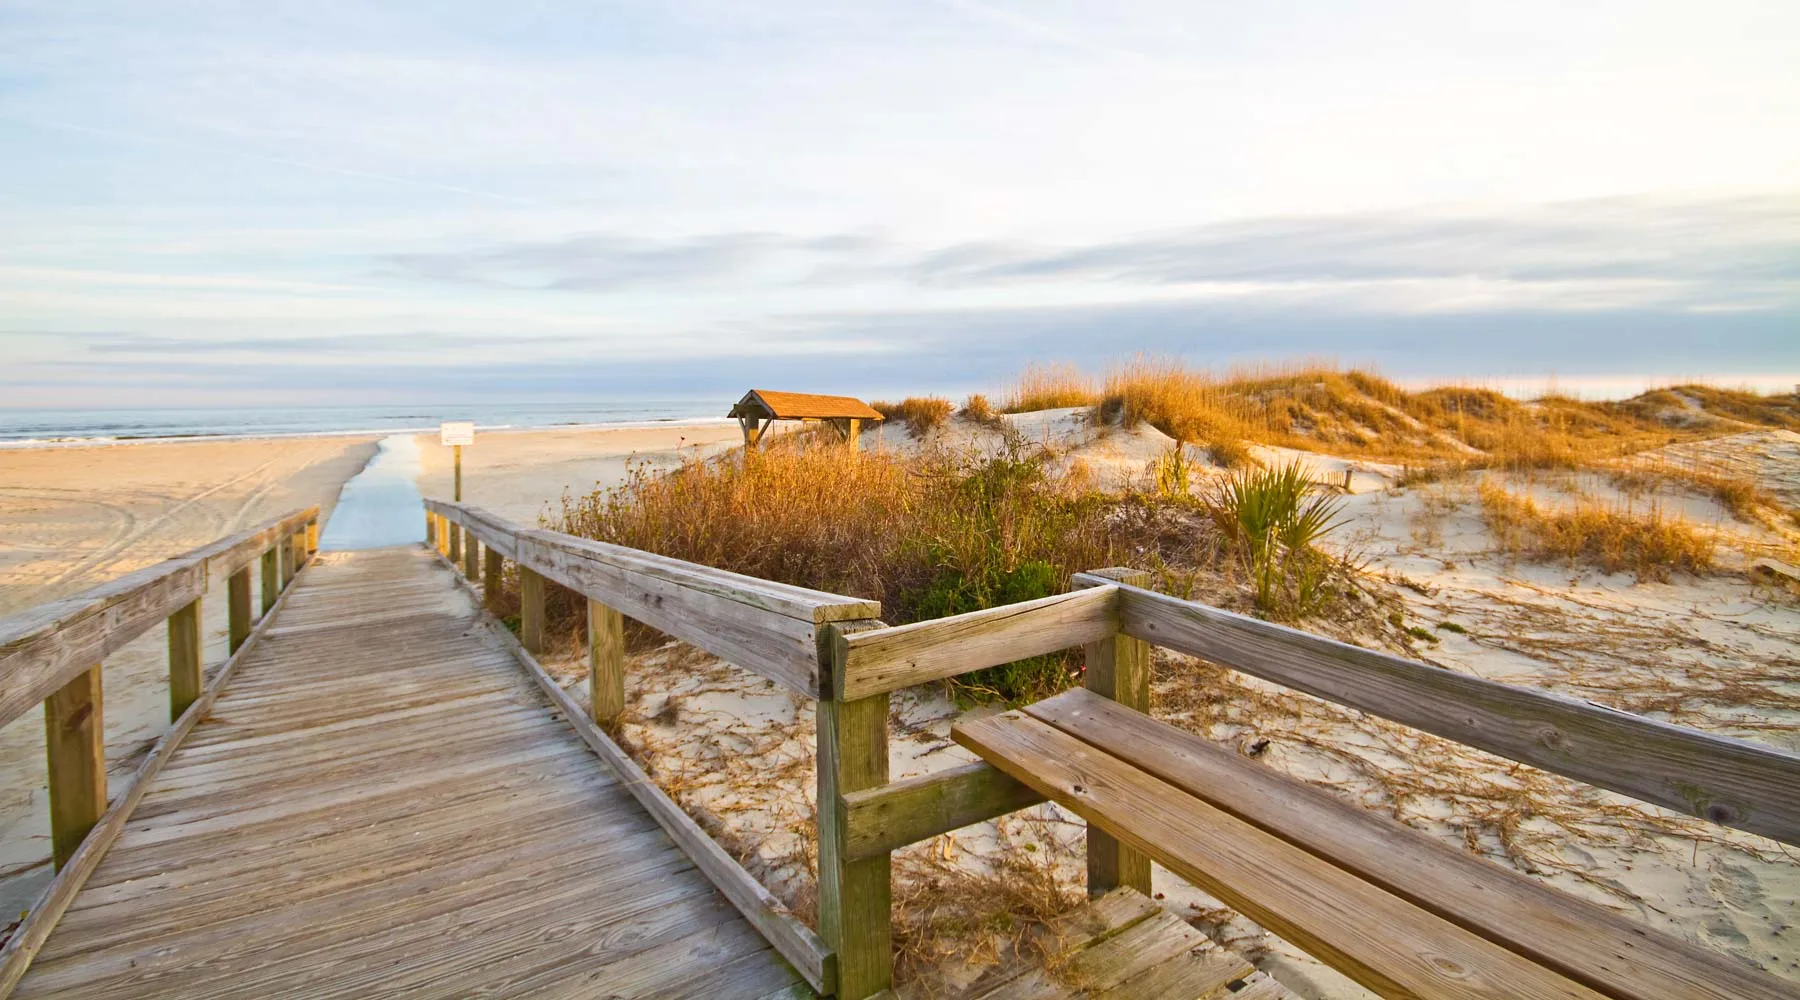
<box><xmin>1202</xmin><ymin>459</ymin><xmax>1346</xmax><ymax>616</ymax></box>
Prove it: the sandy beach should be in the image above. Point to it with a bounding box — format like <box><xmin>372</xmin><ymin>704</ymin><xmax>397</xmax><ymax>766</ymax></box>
<box><xmin>0</xmin><ymin>435</ymin><xmax>379</xmax><ymax>916</ymax></box>
<box><xmin>412</xmin><ymin>422</ymin><xmax>749</xmax><ymax>524</ymax></box>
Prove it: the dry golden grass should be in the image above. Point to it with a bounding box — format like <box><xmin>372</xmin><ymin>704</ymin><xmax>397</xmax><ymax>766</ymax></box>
<box><xmin>1071</xmin><ymin>358</ymin><xmax>1795</xmax><ymax>475</ymax></box>
<box><xmin>1002</xmin><ymin>362</ymin><xmax>1099</xmax><ymax>412</ymax></box>
<box><xmin>1610</xmin><ymin>458</ymin><xmax>1780</xmax><ymax>527</ymax></box>
<box><xmin>552</xmin><ymin>441</ymin><xmax>1131</xmax><ymax>700</ymax></box>
<box><xmin>1477</xmin><ymin>481</ymin><xmax>1715</xmax><ymax>581</ymax></box>
<box><xmin>960</xmin><ymin>393</ymin><xmax>1004</xmax><ymax>427</ymax></box>
<box><xmin>873</xmin><ymin>396</ymin><xmax>955</xmax><ymax>438</ymax></box>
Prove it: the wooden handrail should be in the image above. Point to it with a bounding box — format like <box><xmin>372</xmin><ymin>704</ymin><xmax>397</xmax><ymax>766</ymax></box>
<box><xmin>0</xmin><ymin>506</ymin><xmax>319</xmax><ymax>882</ymax></box>
<box><xmin>412</xmin><ymin>508</ymin><xmax>1800</xmax><ymax>996</ymax></box>
<box><xmin>0</xmin><ymin>506</ymin><xmax>320</xmax><ymax>729</ymax></box>
<box><xmin>423</xmin><ymin>498</ymin><xmax>879</xmax><ymax>698</ymax></box>
<box><xmin>418</xmin><ymin>500</ymin><xmax>849</xmax><ymax>995</ymax></box>
<box><xmin>1077</xmin><ymin>572</ymin><xmax>1800</xmax><ymax>847</ymax></box>
<box><xmin>831</xmin><ymin>586</ymin><xmax>1119</xmax><ymax>700</ymax></box>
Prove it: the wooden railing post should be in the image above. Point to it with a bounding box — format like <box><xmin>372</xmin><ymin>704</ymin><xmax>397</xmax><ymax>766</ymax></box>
<box><xmin>1080</xmin><ymin>567</ymin><xmax>1153</xmax><ymax>897</ymax></box>
<box><xmin>483</xmin><ymin>545</ymin><xmax>503</xmax><ymax>608</ymax></box>
<box><xmin>436</xmin><ymin>514</ymin><xmax>450</xmax><ymax>556</ymax></box>
<box><xmin>819</xmin><ymin>623</ymin><xmax>893</xmax><ymax>999</ymax></box>
<box><xmin>588</xmin><ymin>599</ymin><xmax>624</xmax><ymax>726</ymax></box>
<box><xmin>168</xmin><ymin>598</ymin><xmax>203</xmax><ymax>721</ymax></box>
<box><xmin>463</xmin><ymin>533</ymin><xmax>480</xmax><ymax>581</ymax></box>
<box><xmin>520</xmin><ymin>565</ymin><xmax>546</xmax><ymax>653</ymax></box>
<box><xmin>448</xmin><ymin>521</ymin><xmax>463</xmax><ymax>564</ymax></box>
<box><xmin>279</xmin><ymin>536</ymin><xmax>294</xmax><ymax>589</ymax></box>
<box><xmin>228</xmin><ymin>568</ymin><xmax>252</xmax><ymax>652</ymax></box>
<box><xmin>290</xmin><ymin>530</ymin><xmax>305</xmax><ymax>573</ymax></box>
<box><xmin>305</xmin><ymin>517</ymin><xmax>320</xmax><ymax>556</ymax></box>
<box><xmin>425</xmin><ymin>511</ymin><xmax>437</xmax><ymax>547</ymax></box>
<box><xmin>260</xmin><ymin>547</ymin><xmax>280</xmax><ymax>616</ymax></box>
<box><xmin>44</xmin><ymin>666</ymin><xmax>105</xmax><ymax>871</ymax></box>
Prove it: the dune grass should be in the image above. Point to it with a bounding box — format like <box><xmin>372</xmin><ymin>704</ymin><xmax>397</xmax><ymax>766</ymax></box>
<box><xmin>1002</xmin><ymin>363</ymin><xmax>1100</xmax><ymax>413</ymax></box>
<box><xmin>1477</xmin><ymin>481</ymin><xmax>1715</xmax><ymax>582</ymax></box>
<box><xmin>872</xmin><ymin>396</ymin><xmax>955</xmax><ymax>438</ymax></box>
<box><xmin>554</xmin><ymin>439</ymin><xmax>1126</xmax><ymax>701</ymax></box>
<box><xmin>960</xmin><ymin>393</ymin><xmax>1004</xmax><ymax>428</ymax></box>
<box><xmin>1609</xmin><ymin>460</ymin><xmax>1778</xmax><ymax>526</ymax></box>
<box><xmin>1069</xmin><ymin>357</ymin><xmax>1800</xmax><ymax>478</ymax></box>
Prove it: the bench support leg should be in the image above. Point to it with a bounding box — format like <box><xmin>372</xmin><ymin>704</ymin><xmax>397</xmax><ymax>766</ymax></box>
<box><xmin>1082</xmin><ymin>567</ymin><xmax>1154</xmax><ymax>898</ymax></box>
<box><xmin>818</xmin><ymin>686</ymin><xmax>892</xmax><ymax>999</ymax></box>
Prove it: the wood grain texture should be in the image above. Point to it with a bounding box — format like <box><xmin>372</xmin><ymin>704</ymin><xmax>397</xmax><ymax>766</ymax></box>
<box><xmin>820</xmin><ymin>620</ymin><xmax>894</xmax><ymax>1000</ymax></box>
<box><xmin>956</xmin><ymin>888</ymin><xmax>1269</xmax><ymax>1000</ymax></box>
<box><xmin>44</xmin><ymin>666</ymin><xmax>106</xmax><ymax>871</ymax></box>
<box><xmin>834</xmin><ymin>586</ymin><xmax>1118</xmax><ymax>700</ymax></box>
<box><xmin>518</xmin><ymin>565</ymin><xmax>545</xmax><ymax>654</ymax></box>
<box><xmin>819</xmin><ymin>694</ymin><xmax>891</xmax><ymax>999</ymax></box>
<box><xmin>424</xmin><ymin>498</ymin><xmax>877</xmax><ymax>623</ymax></box>
<box><xmin>8</xmin><ymin>547</ymin><xmax>810</xmax><ymax>1000</ymax></box>
<box><xmin>448</xmin><ymin>560</ymin><xmax>832</xmax><ymax>996</ymax></box>
<box><xmin>839</xmin><ymin>762</ymin><xmax>1044</xmax><ymax>862</ymax></box>
<box><xmin>166</xmin><ymin>599</ymin><xmax>203</xmax><ymax>722</ymax></box>
<box><xmin>1087</xmin><ymin>577</ymin><xmax>1800</xmax><ymax>845</ymax></box>
<box><xmin>227</xmin><ymin>567</ymin><xmax>251</xmax><ymax>652</ymax></box>
<box><xmin>517</xmin><ymin>530</ymin><xmax>826</xmax><ymax>698</ymax></box>
<box><xmin>587</xmin><ymin>599</ymin><xmax>624</xmax><ymax>726</ymax></box>
<box><xmin>259</xmin><ymin>547</ymin><xmax>278</xmax><ymax>615</ymax></box>
<box><xmin>0</xmin><ymin>564</ymin><xmax>200</xmax><ymax>730</ymax></box>
<box><xmin>954</xmin><ymin>711</ymin><xmax>1608</xmax><ymax>1000</ymax></box>
<box><xmin>1026</xmin><ymin>689</ymin><xmax>1800</xmax><ymax>1000</ymax></box>
<box><xmin>425</xmin><ymin>499</ymin><xmax>882</xmax><ymax>698</ymax></box>
<box><xmin>1075</xmin><ymin>568</ymin><xmax>1151</xmax><ymax>899</ymax></box>
<box><xmin>0</xmin><ymin>553</ymin><xmax>311</xmax><ymax>997</ymax></box>
<box><xmin>483</xmin><ymin>544</ymin><xmax>504</xmax><ymax>607</ymax></box>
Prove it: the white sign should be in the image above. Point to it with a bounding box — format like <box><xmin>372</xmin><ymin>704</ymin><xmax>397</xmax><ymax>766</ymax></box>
<box><xmin>439</xmin><ymin>421</ymin><xmax>475</xmax><ymax>447</ymax></box>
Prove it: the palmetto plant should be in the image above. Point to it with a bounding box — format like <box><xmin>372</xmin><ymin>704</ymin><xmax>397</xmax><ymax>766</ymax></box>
<box><xmin>1203</xmin><ymin>460</ymin><xmax>1346</xmax><ymax>614</ymax></box>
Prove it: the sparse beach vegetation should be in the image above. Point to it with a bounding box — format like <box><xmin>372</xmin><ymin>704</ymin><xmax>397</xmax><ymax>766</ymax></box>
<box><xmin>1477</xmin><ymin>481</ymin><xmax>1716</xmax><ymax>581</ymax></box>
<box><xmin>1001</xmin><ymin>362</ymin><xmax>1100</xmax><ymax>413</ymax></box>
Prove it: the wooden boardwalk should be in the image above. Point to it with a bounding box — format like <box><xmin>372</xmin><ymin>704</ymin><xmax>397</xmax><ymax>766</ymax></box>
<box><xmin>12</xmin><ymin>546</ymin><xmax>810</xmax><ymax>999</ymax></box>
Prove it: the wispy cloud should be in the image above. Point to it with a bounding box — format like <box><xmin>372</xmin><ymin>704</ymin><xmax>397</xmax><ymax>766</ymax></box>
<box><xmin>4</xmin><ymin>1</ymin><xmax>1798</xmax><ymax>405</ymax></box>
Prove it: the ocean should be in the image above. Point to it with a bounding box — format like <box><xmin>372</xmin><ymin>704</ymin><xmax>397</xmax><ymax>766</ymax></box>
<box><xmin>0</xmin><ymin>400</ymin><xmax>729</xmax><ymax>447</ymax></box>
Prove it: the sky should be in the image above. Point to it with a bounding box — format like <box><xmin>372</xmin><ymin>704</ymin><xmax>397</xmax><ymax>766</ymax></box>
<box><xmin>1</xmin><ymin>0</ymin><xmax>1797</xmax><ymax>407</ymax></box>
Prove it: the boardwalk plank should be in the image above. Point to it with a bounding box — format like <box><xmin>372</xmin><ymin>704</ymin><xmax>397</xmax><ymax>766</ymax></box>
<box><xmin>11</xmin><ymin>546</ymin><xmax>806</xmax><ymax>999</ymax></box>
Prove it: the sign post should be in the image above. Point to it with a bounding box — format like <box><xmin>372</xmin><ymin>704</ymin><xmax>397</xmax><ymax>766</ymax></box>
<box><xmin>439</xmin><ymin>422</ymin><xmax>475</xmax><ymax>502</ymax></box>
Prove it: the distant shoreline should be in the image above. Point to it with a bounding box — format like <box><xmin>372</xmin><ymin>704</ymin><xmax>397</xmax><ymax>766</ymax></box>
<box><xmin>0</xmin><ymin>416</ymin><xmax>737</xmax><ymax>451</ymax></box>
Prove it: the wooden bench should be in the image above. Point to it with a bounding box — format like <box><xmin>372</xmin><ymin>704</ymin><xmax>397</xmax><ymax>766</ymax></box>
<box><xmin>955</xmin><ymin>688</ymin><xmax>1797</xmax><ymax>1000</ymax></box>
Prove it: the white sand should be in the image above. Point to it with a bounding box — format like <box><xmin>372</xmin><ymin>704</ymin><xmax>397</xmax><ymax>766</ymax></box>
<box><xmin>412</xmin><ymin>422</ymin><xmax>751</xmax><ymax>525</ymax></box>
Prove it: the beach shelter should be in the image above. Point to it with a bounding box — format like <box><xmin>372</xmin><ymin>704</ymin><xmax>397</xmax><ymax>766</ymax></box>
<box><xmin>728</xmin><ymin>390</ymin><xmax>884</xmax><ymax>449</ymax></box>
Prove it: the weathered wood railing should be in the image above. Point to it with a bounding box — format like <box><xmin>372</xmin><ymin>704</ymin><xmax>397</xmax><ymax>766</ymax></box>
<box><xmin>0</xmin><ymin>506</ymin><xmax>319</xmax><ymax>984</ymax></box>
<box><xmin>423</xmin><ymin>497</ymin><xmax>1800</xmax><ymax>999</ymax></box>
<box><xmin>423</xmin><ymin>498</ymin><xmax>882</xmax><ymax>997</ymax></box>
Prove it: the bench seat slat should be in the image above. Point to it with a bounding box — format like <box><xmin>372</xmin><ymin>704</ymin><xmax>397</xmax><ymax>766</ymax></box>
<box><xmin>954</xmin><ymin>710</ymin><xmax>1610</xmax><ymax>1000</ymax></box>
<box><xmin>1023</xmin><ymin>689</ymin><xmax>1793</xmax><ymax>1000</ymax></box>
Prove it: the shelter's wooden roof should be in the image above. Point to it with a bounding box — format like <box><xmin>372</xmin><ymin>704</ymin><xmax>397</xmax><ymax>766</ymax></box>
<box><xmin>730</xmin><ymin>390</ymin><xmax>884</xmax><ymax>421</ymax></box>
